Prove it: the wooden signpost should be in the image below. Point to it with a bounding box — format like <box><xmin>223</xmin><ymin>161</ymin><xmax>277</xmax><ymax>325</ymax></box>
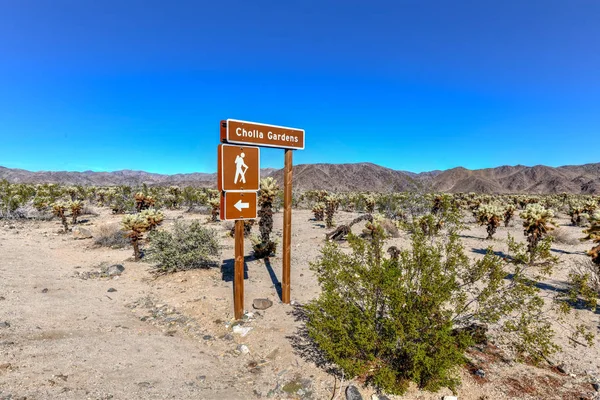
<box><xmin>218</xmin><ymin>119</ymin><xmax>305</xmax><ymax>319</ymax></box>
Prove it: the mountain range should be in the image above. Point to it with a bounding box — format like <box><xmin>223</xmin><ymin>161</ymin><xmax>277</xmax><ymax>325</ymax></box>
<box><xmin>1</xmin><ymin>163</ymin><xmax>599</xmax><ymax>194</ymax></box>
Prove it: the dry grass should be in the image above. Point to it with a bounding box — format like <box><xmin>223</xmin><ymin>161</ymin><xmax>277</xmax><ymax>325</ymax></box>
<box><xmin>548</xmin><ymin>227</ymin><xmax>580</xmax><ymax>246</ymax></box>
<box><xmin>94</xmin><ymin>224</ymin><xmax>129</xmax><ymax>248</ymax></box>
<box><xmin>380</xmin><ymin>218</ymin><xmax>400</xmax><ymax>238</ymax></box>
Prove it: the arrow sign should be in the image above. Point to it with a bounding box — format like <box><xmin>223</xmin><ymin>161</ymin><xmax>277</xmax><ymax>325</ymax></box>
<box><xmin>220</xmin><ymin>192</ymin><xmax>257</xmax><ymax>221</ymax></box>
<box><xmin>234</xmin><ymin>199</ymin><xmax>249</xmax><ymax>212</ymax></box>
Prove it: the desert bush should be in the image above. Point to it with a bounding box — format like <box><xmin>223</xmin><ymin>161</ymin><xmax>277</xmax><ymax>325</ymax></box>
<box><xmin>94</xmin><ymin>224</ymin><xmax>130</xmax><ymax>249</ymax></box>
<box><xmin>548</xmin><ymin>227</ymin><xmax>580</xmax><ymax>246</ymax></box>
<box><xmin>147</xmin><ymin>220</ymin><xmax>220</xmax><ymax>274</ymax></box>
<box><xmin>306</xmin><ymin>223</ymin><xmax>563</xmax><ymax>395</ymax></box>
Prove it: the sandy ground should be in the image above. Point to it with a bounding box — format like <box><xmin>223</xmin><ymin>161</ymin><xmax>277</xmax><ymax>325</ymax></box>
<box><xmin>1</xmin><ymin>208</ymin><xmax>599</xmax><ymax>400</ymax></box>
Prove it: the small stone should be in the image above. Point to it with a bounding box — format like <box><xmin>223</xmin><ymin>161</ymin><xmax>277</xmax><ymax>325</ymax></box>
<box><xmin>0</xmin><ymin>296</ymin><xmax>5</xmax><ymax>301</ymax></box>
<box><xmin>371</xmin><ymin>395</ymin><xmax>391</xmax><ymax>400</ymax></box>
<box><xmin>252</xmin><ymin>298</ymin><xmax>273</xmax><ymax>310</ymax></box>
<box><xmin>237</xmin><ymin>344</ymin><xmax>250</xmax><ymax>355</ymax></box>
<box><xmin>475</xmin><ymin>369</ymin><xmax>485</xmax><ymax>378</ymax></box>
<box><xmin>203</xmin><ymin>335</ymin><xmax>213</xmax><ymax>340</ymax></box>
<box><xmin>72</xmin><ymin>226</ymin><xmax>93</xmax><ymax>239</ymax></box>
<box><xmin>593</xmin><ymin>382</ymin><xmax>600</xmax><ymax>392</ymax></box>
<box><xmin>107</xmin><ymin>288</ymin><xmax>117</xmax><ymax>293</ymax></box>
<box><xmin>196</xmin><ymin>375</ymin><xmax>206</xmax><ymax>382</ymax></box>
<box><xmin>107</xmin><ymin>264</ymin><xmax>125</xmax><ymax>276</ymax></box>
<box><xmin>0</xmin><ymin>321</ymin><xmax>10</xmax><ymax>328</ymax></box>
<box><xmin>41</xmin><ymin>288</ymin><xmax>48</xmax><ymax>293</ymax></box>
<box><xmin>345</xmin><ymin>385</ymin><xmax>363</xmax><ymax>400</ymax></box>
<box><xmin>0</xmin><ymin>363</ymin><xmax>11</xmax><ymax>370</ymax></box>
<box><xmin>443</xmin><ymin>397</ymin><xmax>458</xmax><ymax>400</ymax></box>
<box><xmin>222</xmin><ymin>333</ymin><xmax>234</xmax><ymax>341</ymax></box>
<box><xmin>558</xmin><ymin>364</ymin><xmax>568</xmax><ymax>374</ymax></box>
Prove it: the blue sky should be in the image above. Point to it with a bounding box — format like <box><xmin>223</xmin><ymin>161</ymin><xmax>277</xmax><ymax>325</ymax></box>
<box><xmin>0</xmin><ymin>0</ymin><xmax>598</xmax><ymax>174</ymax></box>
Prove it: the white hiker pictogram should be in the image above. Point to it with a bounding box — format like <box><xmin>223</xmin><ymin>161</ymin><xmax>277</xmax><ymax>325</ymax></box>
<box><xmin>234</xmin><ymin>151</ymin><xmax>248</xmax><ymax>184</ymax></box>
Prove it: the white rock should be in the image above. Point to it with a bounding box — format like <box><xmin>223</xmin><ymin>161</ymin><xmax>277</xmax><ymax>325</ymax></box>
<box><xmin>237</xmin><ymin>344</ymin><xmax>250</xmax><ymax>355</ymax></box>
<box><xmin>443</xmin><ymin>397</ymin><xmax>458</xmax><ymax>400</ymax></box>
<box><xmin>232</xmin><ymin>325</ymin><xmax>253</xmax><ymax>337</ymax></box>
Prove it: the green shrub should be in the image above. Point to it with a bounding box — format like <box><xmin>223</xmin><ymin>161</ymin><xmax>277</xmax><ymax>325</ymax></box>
<box><xmin>305</xmin><ymin>222</ymin><xmax>567</xmax><ymax>395</ymax></box>
<box><xmin>147</xmin><ymin>220</ymin><xmax>220</xmax><ymax>274</ymax></box>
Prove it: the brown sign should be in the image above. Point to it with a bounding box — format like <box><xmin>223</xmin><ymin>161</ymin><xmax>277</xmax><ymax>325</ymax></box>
<box><xmin>220</xmin><ymin>191</ymin><xmax>257</xmax><ymax>221</ymax></box>
<box><xmin>218</xmin><ymin>144</ymin><xmax>260</xmax><ymax>192</ymax></box>
<box><xmin>221</xmin><ymin>119</ymin><xmax>305</xmax><ymax>150</ymax></box>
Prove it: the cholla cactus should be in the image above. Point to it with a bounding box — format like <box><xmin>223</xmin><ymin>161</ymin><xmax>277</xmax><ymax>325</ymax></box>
<box><xmin>69</xmin><ymin>200</ymin><xmax>84</xmax><ymax>224</ymax></box>
<box><xmin>520</xmin><ymin>203</ymin><xmax>555</xmax><ymax>254</ymax></box>
<box><xmin>122</xmin><ymin>209</ymin><xmax>164</xmax><ymax>260</ymax></box>
<box><xmin>134</xmin><ymin>192</ymin><xmax>155</xmax><ymax>212</ymax></box>
<box><xmin>324</xmin><ymin>195</ymin><xmax>340</xmax><ymax>228</ymax></box>
<box><xmin>582</xmin><ymin>211</ymin><xmax>600</xmax><ymax>265</ymax></box>
<box><xmin>254</xmin><ymin>177</ymin><xmax>280</xmax><ymax>258</ymax></box>
<box><xmin>583</xmin><ymin>199</ymin><xmax>598</xmax><ymax>217</ymax></box>
<box><xmin>363</xmin><ymin>194</ymin><xmax>376</xmax><ymax>214</ymax></box>
<box><xmin>476</xmin><ymin>204</ymin><xmax>503</xmax><ymax>239</ymax></box>
<box><xmin>52</xmin><ymin>201</ymin><xmax>70</xmax><ymax>232</ymax></box>
<box><xmin>208</xmin><ymin>198</ymin><xmax>220</xmax><ymax>222</ymax></box>
<box><xmin>568</xmin><ymin>201</ymin><xmax>585</xmax><ymax>226</ymax></box>
<box><xmin>312</xmin><ymin>202</ymin><xmax>325</xmax><ymax>221</ymax></box>
<box><xmin>504</xmin><ymin>204</ymin><xmax>516</xmax><ymax>227</ymax></box>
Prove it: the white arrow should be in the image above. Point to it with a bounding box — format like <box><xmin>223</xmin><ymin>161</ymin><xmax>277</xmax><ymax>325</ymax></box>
<box><xmin>234</xmin><ymin>199</ymin><xmax>250</xmax><ymax>212</ymax></box>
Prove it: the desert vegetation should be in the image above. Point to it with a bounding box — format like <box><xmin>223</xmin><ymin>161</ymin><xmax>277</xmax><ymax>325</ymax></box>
<box><xmin>1</xmin><ymin>180</ymin><xmax>600</xmax><ymax>398</ymax></box>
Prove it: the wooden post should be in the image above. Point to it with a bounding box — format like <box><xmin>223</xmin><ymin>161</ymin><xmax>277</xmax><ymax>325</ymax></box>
<box><xmin>234</xmin><ymin>219</ymin><xmax>244</xmax><ymax>319</ymax></box>
<box><xmin>282</xmin><ymin>149</ymin><xmax>293</xmax><ymax>303</ymax></box>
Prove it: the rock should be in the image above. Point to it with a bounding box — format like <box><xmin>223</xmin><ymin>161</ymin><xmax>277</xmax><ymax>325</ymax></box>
<box><xmin>237</xmin><ymin>344</ymin><xmax>250</xmax><ymax>355</ymax></box>
<box><xmin>593</xmin><ymin>382</ymin><xmax>600</xmax><ymax>392</ymax></box>
<box><xmin>72</xmin><ymin>226</ymin><xmax>93</xmax><ymax>239</ymax></box>
<box><xmin>203</xmin><ymin>335</ymin><xmax>213</xmax><ymax>341</ymax></box>
<box><xmin>0</xmin><ymin>363</ymin><xmax>11</xmax><ymax>370</ymax></box>
<box><xmin>475</xmin><ymin>369</ymin><xmax>485</xmax><ymax>378</ymax></box>
<box><xmin>107</xmin><ymin>264</ymin><xmax>125</xmax><ymax>276</ymax></box>
<box><xmin>345</xmin><ymin>385</ymin><xmax>363</xmax><ymax>400</ymax></box>
<box><xmin>558</xmin><ymin>364</ymin><xmax>568</xmax><ymax>374</ymax></box>
<box><xmin>0</xmin><ymin>321</ymin><xmax>10</xmax><ymax>329</ymax></box>
<box><xmin>0</xmin><ymin>296</ymin><xmax>5</xmax><ymax>301</ymax></box>
<box><xmin>107</xmin><ymin>288</ymin><xmax>117</xmax><ymax>293</ymax></box>
<box><xmin>232</xmin><ymin>325</ymin><xmax>253</xmax><ymax>337</ymax></box>
<box><xmin>252</xmin><ymin>298</ymin><xmax>273</xmax><ymax>310</ymax></box>
<box><xmin>41</xmin><ymin>288</ymin><xmax>48</xmax><ymax>293</ymax></box>
<box><xmin>443</xmin><ymin>397</ymin><xmax>458</xmax><ymax>400</ymax></box>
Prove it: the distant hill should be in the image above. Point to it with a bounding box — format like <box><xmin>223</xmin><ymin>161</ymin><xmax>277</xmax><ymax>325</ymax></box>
<box><xmin>1</xmin><ymin>163</ymin><xmax>599</xmax><ymax>194</ymax></box>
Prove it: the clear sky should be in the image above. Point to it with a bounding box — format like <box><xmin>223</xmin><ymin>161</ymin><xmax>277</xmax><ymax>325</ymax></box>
<box><xmin>0</xmin><ymin>0</ymin><xmax>598</xmax><ymax>174</ymax></box>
